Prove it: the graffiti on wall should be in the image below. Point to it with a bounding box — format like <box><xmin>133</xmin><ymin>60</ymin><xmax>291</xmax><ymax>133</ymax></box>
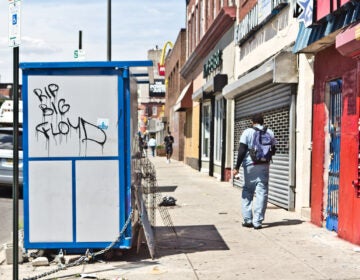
<box><xmin>33</xmin><ymin>83</ymin><xmax>107</xmax><ymax>153</ymax></box>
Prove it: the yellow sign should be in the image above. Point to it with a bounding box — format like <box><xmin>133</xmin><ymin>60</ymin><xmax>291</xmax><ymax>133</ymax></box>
<box><xmin>355</xmin><ymin>26</ymin><xmax>360</xmax><ymax>41</ymax></box>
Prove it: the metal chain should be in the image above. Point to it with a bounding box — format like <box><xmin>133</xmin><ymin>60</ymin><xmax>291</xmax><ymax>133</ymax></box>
<box><xmin>93</xmin><ymin>209</ymin><xmax>134</xmax><ymax>257</ymax></box>
<box><xmin>23</xmin><ymin>210</ymin><xmax>134</xmax><ymax>280</ymax></box>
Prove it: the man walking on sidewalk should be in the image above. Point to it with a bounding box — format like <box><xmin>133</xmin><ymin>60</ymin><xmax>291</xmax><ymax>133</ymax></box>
<box><xmin>233</xmin><ymin>114</ymin><xmax>277</xmax><ymax>230</ymax></box>
<box><xmin>148</xmin><ymin>135</ymin><xmax>157</xmax><ymax>157</ymax></box>
<box><xmin>164</xmin><ymin>131</ymin><xmax>174</xmax><ymax>163</ymax></box>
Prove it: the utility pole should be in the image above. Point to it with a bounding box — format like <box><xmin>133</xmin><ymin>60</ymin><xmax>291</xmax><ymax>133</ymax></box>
<box><xmin>107</xmin><ymin>0</ymin><xmax>111</xmax><ymax>61</ymax></box>
<box><xmin>79</xmin><ymin>30</ymin><xmax>82</xmax><ymax>50</ymax></box>
<box><xmin>12</xmin><ymin>45</ymin><xmax>19</xmax><ymax>280</ymax></box>
<box><xmin>9</xmin><ymin>0</ymin><xmax>21</xmax><ymax>278</ymax></box>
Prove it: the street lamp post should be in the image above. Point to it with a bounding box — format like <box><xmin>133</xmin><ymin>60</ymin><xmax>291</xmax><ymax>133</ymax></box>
<box><xmin>107</xmin><ymin>0</ymin><xmax>111</xmax><ymax>61</ymax></box>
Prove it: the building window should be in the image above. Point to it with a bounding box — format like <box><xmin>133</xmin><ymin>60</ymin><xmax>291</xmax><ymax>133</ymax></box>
<box><xmin>152</xmin><ymin>106</ymin><xmax>157</xmax><ymax>116</ymax></box>
<box><xmin>196</xmin><ymin>5</ymin><xmax>199</xmax><ymax>45</ymax></box>
<box><xmin>214</xmin><ymin>97</ymin><xmax>223</xmax><ymax>163</ymax></box>
<box><xmin>208</xmin><ymin>0</ymin><xmax>212</xmax><ymax>23</ymax></box>
<box><xmin>192</xmin><ymin>14</ymin><xmax>196</xmax><ymax>51</ymax></box>
<box><xmin>202</xmin><ymin>102</ymin><xmax>211</xmax><ymax>159</ymax></box>
<box><xmin>213</xmin><ymin>0</ymin><xmax>216</xmax><ymax>18</ymax></box>
<box><xmin>200</xmin><ymin>0</ymin><xmax>205</xmax><ymax>38</ymax></box>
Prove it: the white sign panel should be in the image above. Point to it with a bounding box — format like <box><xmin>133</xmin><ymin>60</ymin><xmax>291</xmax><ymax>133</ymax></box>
<box><xmin>27</xmin><ymin>75</ymin><xmax>119</xmax><ymax>157</ymax></box>
<box><xmin>29</xmin><ymin>161</ymin><xmax>73</xmax><ymax>242</ymax></box>
<box><xmin>8</xmin><ymin>0</ymin><xmax>21</xmax><ymax>47</ymax></box>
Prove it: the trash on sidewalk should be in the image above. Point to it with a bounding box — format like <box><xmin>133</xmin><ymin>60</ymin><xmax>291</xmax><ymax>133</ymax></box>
<box><xmin>159</xmin><ymin>196</ymin><xmax>177</xmax><ymax>207</ymax></box>
<box><xmin>150</xmin><ymin>265</ymin><xmax>167</xmax><ymax>275</ymax></box>
<box><xmin>353</xmin><ymin>247</ymin><xmax>360</xmax><ymax>252</ymax></box>
<box><xmin>32</xmin><ymin>256</ymin><xmax>49</xmax><ymax>266</ymax></box>
<box><xmin>53</xmin><ymin>249</ymin><xmax>65</xmax><ymax>265</ymax></box>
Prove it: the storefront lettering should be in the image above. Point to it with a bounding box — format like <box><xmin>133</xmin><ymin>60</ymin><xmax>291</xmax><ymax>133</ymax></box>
<box><xmin>203</xmin><ymin>50</ymin><xmax>222</xmax><ymax>78</ymax></box>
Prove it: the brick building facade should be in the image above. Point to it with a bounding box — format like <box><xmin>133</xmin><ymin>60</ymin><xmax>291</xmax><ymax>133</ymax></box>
<box><xmin>165</xmin><ymin>29</ymin><xmax>187</xmax><ymax>161</ymax></box>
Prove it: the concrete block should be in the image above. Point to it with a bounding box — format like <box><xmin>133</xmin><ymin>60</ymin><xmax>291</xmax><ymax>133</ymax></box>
<box><xmin>3</xmin><ymin>243</ymin><xmax>23</xmax><ymax>265</ymax></box>
<box><xmin>301</xmin><ymin>207</ymin><xmax>311</xmax><ymax>221</ymax></box>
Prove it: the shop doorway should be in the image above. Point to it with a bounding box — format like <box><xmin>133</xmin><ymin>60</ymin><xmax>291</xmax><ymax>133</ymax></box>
<box><xmin>326</xmin><ymin>79</ymin><xmax>342</xmax><ymax>232</ymax></box>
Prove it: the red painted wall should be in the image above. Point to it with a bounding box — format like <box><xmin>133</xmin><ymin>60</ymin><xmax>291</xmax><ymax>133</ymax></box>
<box><xmin>340</xmin><ymin>0</ymin><xmax>352</xmax><ymax>6</ymax></box>
<box><xmin>316</xmin><ymin>0</ymin><xmax>331</xmax><ymax>21</ymax></box>
<box><xmin>338</xmin><ymin>68</ymin><xmax>359</xmax><ymax>243</ymax></box>
<box><xmin>311</xmin><ymin>101</ymin><xmax>326</xmax><ymax>226</ymax></box>
<box><xmin>316</xmin><ymin>0</ymin><xmax>351</xmax><ymax>21</ymax></box>
<box><xmin>313</xmin><ymin>46</ymin><xmax>360</xmax><ymax>244</ymax></box>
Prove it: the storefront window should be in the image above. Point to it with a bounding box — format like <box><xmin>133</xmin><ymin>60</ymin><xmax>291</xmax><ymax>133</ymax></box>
<box><xmin>214</xmin><ymin>98</ymin><xmax>223</xmax><ymax>163</ymax></box>
<box><xmin>202</xmin><ymin>102</ymin><xmax>211</xmax><ymax>158</ymax></box>
<box><xmin>152</xmin><ymin>106</ymin><xmax>157</xmax><ymax>116</ymax></box>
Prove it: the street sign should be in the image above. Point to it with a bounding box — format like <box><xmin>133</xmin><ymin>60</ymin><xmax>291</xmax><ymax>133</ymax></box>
<box><xmin>74</xmin><ymin>49</ymin><xmax>86</xmax><ymax>61</ymax></box>
<box><xmin>8</xmin><ymin>0</ymin><xmax>21</xmax><ymax>47</ymax></box>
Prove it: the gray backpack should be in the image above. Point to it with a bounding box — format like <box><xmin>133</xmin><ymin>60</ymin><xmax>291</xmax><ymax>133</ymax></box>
<box><xmin>249</xmin><ymin>127</ymin><xmax>276</xmax><ymax>163</ymax></box>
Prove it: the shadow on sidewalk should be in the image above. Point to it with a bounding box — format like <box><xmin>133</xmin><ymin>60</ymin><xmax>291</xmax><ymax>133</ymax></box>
<box><xmin>156</xmin><ymin>185</ymin><xmax>178</xmax><ymax>193</ymax></box>
<box><xmin>84</xmin><ymin>225</ymin><xmax>228</xmax><ymax>265</ymax></box>
<box><xmin>154</xmin><ymin>225</ymin><xmax>229</xmax><ymax>257</ymax></box>
<box><xmin>262</xmin><ymin>219</ymin><xmax>305</xmax><ymax>228</ymax></box>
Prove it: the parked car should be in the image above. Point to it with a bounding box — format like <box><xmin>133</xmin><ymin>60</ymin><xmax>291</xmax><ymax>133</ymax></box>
<box><xmin>0</xmin><ymin>100</ymin><xmax>23</xmax><ymax>125</ymax></box>
<box><xmin>0</xmin><ymin>127</ymin><xmax>23</xmax><ymax>187</ymax></box>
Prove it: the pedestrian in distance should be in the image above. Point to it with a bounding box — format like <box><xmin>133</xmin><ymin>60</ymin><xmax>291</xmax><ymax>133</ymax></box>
<box><xmin>137</xmin><ymin>132</ymin><xmax>144</xmax><ymax>157</ymax></box>
<box><xmin>142</xmin><ymin>138</ymin><xmax>148</xmax><ymax>156</ymax></box>
<box><xmin>233</xmin><ymin>114</ymin><xmax>277</xmax><ymax>230</ymax></box>
<box><xmin>164</xmin><ymin>131</ymin><xmax>174</xmax><ymax>163</ymax></box>
<box><xmin>148</xmin><ymin>135</ymin><xmax>157</xmax><ymax>157</ymax></box>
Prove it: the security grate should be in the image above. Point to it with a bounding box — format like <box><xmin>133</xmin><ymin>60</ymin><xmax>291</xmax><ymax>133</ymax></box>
<box><xmin>234</xmin><ymin>107</ymin><xmax>289</xmax><ymax>156</ymax></box>
<box><xmin>233</xmin><ymin>106</ymin><xmax>291</xmax><ymax>209</ymax></box>
<box><xmin>326</xmin><ymin>79</ymin><xmax>342</xmax><ymax>232</ymax></box>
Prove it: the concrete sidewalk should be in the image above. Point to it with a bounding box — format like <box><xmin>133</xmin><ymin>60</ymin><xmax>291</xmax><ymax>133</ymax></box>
<box><xmin>1</xmin><ymin>156</ymin><xmax>360</xmax><ymax>280</ymax></box>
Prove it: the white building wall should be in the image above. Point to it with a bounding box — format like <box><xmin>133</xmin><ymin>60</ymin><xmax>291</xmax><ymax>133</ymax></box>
<box><xmin>235</xmin><ymin>6</ymin><xmax>298</xmax><ymax>78</ymax></box>
<box><xmin>296</xmin><ymin>53</ymin><xmax>314</xmax><ymax>217</ymax></box>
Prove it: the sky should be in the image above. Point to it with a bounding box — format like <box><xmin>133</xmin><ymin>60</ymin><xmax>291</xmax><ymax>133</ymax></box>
<box><xmin>0</xmin><ymin>0</ymin><xmax>186</xmax><ymax>83</ymax></box>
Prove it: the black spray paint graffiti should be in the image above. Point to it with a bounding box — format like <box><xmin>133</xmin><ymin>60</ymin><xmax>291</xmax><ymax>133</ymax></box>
<box><xmin>33</xmin><ymin>83</ymin><xmax>107</xmax><ymax>154</ymax></box>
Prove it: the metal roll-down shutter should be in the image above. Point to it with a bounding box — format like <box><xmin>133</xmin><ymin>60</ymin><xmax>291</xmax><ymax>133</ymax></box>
<box><xmin>233</xmin><ymin>83</ymin><xmax>294</xmax><ymax>210</ymax></box>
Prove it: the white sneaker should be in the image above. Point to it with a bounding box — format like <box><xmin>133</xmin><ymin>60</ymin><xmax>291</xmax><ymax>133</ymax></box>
<box><xmin>167</xmin><ymin>159</ymin><xmax>170</xmax><ymax>163</ymax></box>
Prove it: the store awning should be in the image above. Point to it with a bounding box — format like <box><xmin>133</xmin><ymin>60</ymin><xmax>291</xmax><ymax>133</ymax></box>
<box><xmin>336</xmin><ymin>23</ymin><xmax>360</xmax><ymax>58</ymax></box>
<box><xmin>222</xmin><ymin>59</ymin><xmax>273</xmax><ymax>100</ymax></box>
<box><xmin>192</xmin><ymin>86</ymin><xmax>203</xmax><ymax>102</ymax></box>
<box><xmin>192</xmin><ymin>74</ymin><xmax>228</xmax><ymax>101</ymax></box>
<box><xmin>174</xmin><ymin>82</ymin><xmax>193</xmax><ymax>112</ymax></box>
<box><xmin>222</xmin><ymin>52</ymin><xmax>297</xmax><ymax>100</ymax></box>
<box><xmin>293</xmin><ymin>2</ymin><xmax>360</xmax><ymax>54</ymax></box>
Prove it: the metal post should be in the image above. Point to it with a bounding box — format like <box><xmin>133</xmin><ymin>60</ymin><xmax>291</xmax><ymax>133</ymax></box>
<box><xmin>12</xmin><ymin>45</ymin><xmax>19</xmax><ymax>280</ymax></box>
<box><xmin>107</xmin><ymin>0</ymin><xmax>111</xmax><ymax>61</ymax></box>
<box><xmin>79</xmin><ymin>30</ymin><xmax>82</xmax><ymax>50</ymax></box>
<box><xmin>288</xmin><ymin>84</ymin><xmax>297</xmax><ymax>211</ymax></box>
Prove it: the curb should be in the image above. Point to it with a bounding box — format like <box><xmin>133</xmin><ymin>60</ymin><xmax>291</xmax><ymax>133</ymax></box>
<box><xmin>0</xmin><ymin>246</ymin><xmax>5</xmax><ymax>265</ymax></box>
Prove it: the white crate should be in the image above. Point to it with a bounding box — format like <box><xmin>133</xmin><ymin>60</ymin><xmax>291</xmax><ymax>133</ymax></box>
<box><xmin>3</xmin><ymin>243</ymin><xmax>23</xmax><ymax>264</ymax></box>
